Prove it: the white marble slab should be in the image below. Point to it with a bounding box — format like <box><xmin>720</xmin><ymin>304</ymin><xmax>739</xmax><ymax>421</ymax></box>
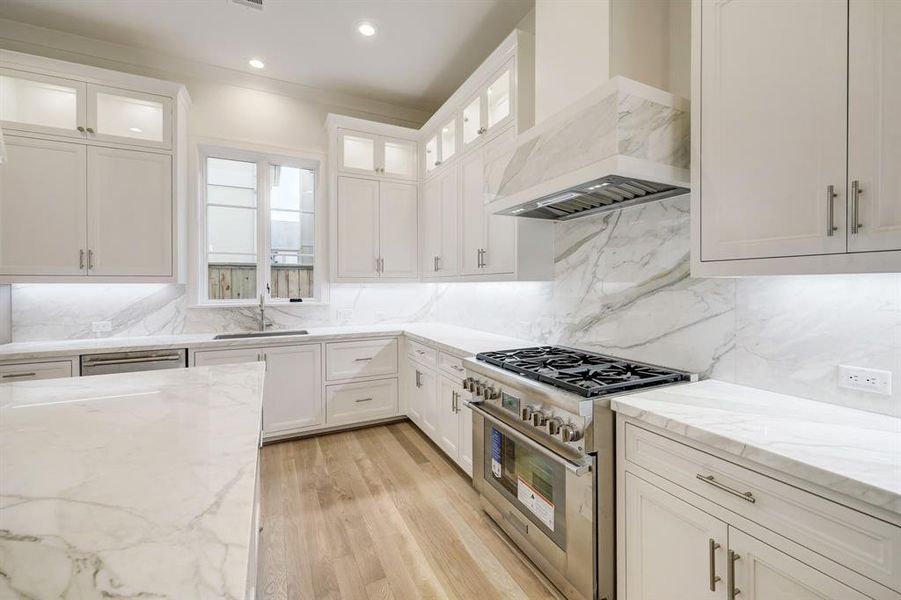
<box><xmin>0</xmin><ymin>363</ymin><xmax>266</xmax><ymax>599</ymax></box>
<box><xmin>612</xmin><ymin>379</ymin><xmax>901</xmax><ymax>516</ymax></box>
<box><xmin>0</xmin><ymin>323</ymin><xmax>537</xmax><ymax>363</ymax></box>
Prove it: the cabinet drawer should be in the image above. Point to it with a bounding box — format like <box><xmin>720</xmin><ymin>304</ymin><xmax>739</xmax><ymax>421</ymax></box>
<box><xmin>624</xmin><ymin>423</ymin><xmax>901</xmax><ymax>590</ymax></box>
<box><xmin>407</xmin><ymin>339</ymin><xmax>436</xmax><ymax>366</ymax></box>
<box><xmin>438</xmin><ymin>351</ymin><xmax>466</xmax><ymax>378</ymax></box>
<box><xmin>326</xmin><ymin>338</ymin><xmax>397</xmax><ymax>381</ymax></box>
<box><xmin>0</xmin><ymin>360</ymin><xmax>73</xmax><ymax>382</ymax></box>
<box><xmin>326</xmin><ymin>378</ymin><xmax>398</xmax><ymax>426</ymax></box>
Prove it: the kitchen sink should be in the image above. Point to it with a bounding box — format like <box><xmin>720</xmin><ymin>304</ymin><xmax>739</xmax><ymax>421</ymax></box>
<box><xmin>213</xmin><ymin>330</ymin><xmax>309</xmax><ymax>340</ymax></box>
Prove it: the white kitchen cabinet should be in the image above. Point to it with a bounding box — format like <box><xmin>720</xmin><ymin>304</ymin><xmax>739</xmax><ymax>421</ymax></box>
<box><xmin>337</xmin><ymin>129</ymin><xmax>416</xmax><ymax>181</ymax></box>
<box><xmin>457</xmin><ymin>395</ymin><xmax>473</xmax><ymax>476</ymax></box>
<box><xmin>193</xmin><ymin>344</ymin><xmax>323</xmax><ymax>437</ymax></box>
<box><xmin>0</xmin><ymin>136</ymin><xmax>87</xmax><ymax>276</ymax></box>
<box><xmin>0</xmin><ymin>68</ymin><xmax>86</xmax><ymax>139</ymax></box>
<box><xmin>697</xmin><ymin>0</ymin><xmax>848</xmax><ymax>262</ymax></box>
<box><xmin>86</xmin><ymin>84</ymin><xmax>172</xmax><ymax>150</ymax></box>
<box><xmin>728</xmin><ymin>527</ymin><xmax>870</xmax><ymax>600</ymax></box>
<box><xmin>378</xmin><ymin>181</ymin><xmax>418</xmax><ymax>278</ymax></box>
<box><xmin>411</xmin><ymin>362</ymin><xmax>438</xmax><ymax>438</ymax></box>
<box><xmin>87</xmin><ymin>146</ymin><xmax>172</xmax><ymax>277</ymax></box>
<box><xmin>460</xmin><ymin>148</ymin><xmax>516</xmax><ymax>276</ymax></box>
<box><xmin>436</xmin><ymin>376</ymin><xmax>462</xmax><ymax>459</ymax></box>
<box><xmin>326</xmin><ymin>377</ymin><xmax>398</xmax><ymax>427</ymax></box>
<box><xmin>625</xmin><ymin>473</ymin><xmax>727</xmax><ymax>600</ymax></box>
<box><xmin>848</xmin><ymin>0</ymin><xmax>901</xmax><ymax>253</ymax></box>
<box><xmin>325</xmin><ymin>337</ymin><xmax>398</xmax><ymax>381</ymax></box>
<box><xmin>693</xmin><ymin>0</ymin><xmax>901</xmax><ymax>275</ymax></box>
<box><xmin>0</xmin><ymin>360</ymin><xmax>74</xmax><ymax>382</ymax></box>
<box><xmin>336</xmin><ymin>176</ymin><xmax>418</xmax><ymax>280</ymax></box>
<box><xmin>421</xmin><ymin>168</ymin><xmax>458</xmax><ymax>278</ymax></box>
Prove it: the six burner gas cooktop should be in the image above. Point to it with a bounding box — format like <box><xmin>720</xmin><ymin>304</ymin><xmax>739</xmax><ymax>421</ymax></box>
<box><xmin>475</xmin><ymin>346</ymin><xmax>693</xmax><ymax>398</ymax></box>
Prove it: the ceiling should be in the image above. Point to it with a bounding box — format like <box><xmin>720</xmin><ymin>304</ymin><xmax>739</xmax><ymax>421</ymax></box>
<box><xmin>0</xmin><ymin>0</ymin><xmax>534</xmax><ymax>112</ymax></box>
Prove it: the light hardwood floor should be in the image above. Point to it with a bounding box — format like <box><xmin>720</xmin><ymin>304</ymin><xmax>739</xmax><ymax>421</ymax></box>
<box><xmin>258</xmin><ymin>421</ymin><xmax>563</xmax><ymax>600</ymax></box>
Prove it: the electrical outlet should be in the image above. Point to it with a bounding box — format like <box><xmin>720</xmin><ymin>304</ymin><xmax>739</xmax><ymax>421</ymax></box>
<box><xmin>91</xmin><ymin>321</ymin><xmax>112</xmax><ymax>333</ymax></box>
<box><xmin>336</xmin><ymin>308</ymin><xmax>353</xmax><ymax>321</ymax></box>
<box><xmin>838</xmin><ymin>365</ymin><xmax>892</xmax><ymax>395</ymax></box>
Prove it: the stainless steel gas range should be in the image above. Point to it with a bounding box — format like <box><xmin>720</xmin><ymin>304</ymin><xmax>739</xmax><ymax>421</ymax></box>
<box><xmin>463</xmin><ymin>346</ymin><xmax>696</xmax><ymax>600</ymax></box>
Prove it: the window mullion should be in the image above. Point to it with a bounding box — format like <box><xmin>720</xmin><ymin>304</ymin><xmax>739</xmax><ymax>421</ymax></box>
<box><xmin>258</xmin><ymin>160</ymin><xmax>269</xmax><ymax>302</ymax></box>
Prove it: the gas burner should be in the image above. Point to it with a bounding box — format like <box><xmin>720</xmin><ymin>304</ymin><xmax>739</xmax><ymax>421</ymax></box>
<box><xmin>476</xmin><ymin>346</ymin><xmax>692</xmax><ymax>398</ymax></box>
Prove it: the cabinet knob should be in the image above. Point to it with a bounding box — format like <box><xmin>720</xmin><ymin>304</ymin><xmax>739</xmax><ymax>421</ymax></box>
<box><xmin>86</xmin><ymin>127</ymin><xmax>95</xmax><ymax>134</ymax></box>
<box><xmin>76</xmin><ymin>126</ymin><xmax>86</xmax><ymax>133</ymax></box>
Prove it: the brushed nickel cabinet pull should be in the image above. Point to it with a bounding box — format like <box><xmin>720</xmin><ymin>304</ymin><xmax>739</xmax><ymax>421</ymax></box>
<box><xmin>415</xmin><ymin>370</ymin><xmax>422</xmax><ymax>388</ymax></box>
<box><xmin>355</xmin><ymin>397</ymin><xmax>373</xmax><ymax>403</ymax></box>
<box><xmin>851</xmin><ymin>180</ymin><xmax>863</xmax><ymax>234</ymax></box>
<box><xmin>354</xmin><ymin>357</ymin><xmax>372</xmax><ymax>362</ymax></box>
<box><xmin>76</xmin><ymin>126</ymin><xmax>86</xmax><ymax>133</ymax></box>
<box><xmin>86</xmin><ymin>127</ymin><xmax>94</xmax><ymax>134</ymax></box>
<box><xmin>709</xmin><ymin>539</ymin><xmax>721</xmax><ymax>591</ymax></box>
<box><xmin>826</xmin><ymin>185</ymin><xmax>838</xmax><ymax>236</ymax></box>
<box><xmin>87</xmin><ymin>249</ymin><xmax>94</xmax><ymax>270</ymax></box>
<box><xmin>728</xmin><ymin>550</ymin><xmax>741</xmax><ymax>599</ymax></box>
<box><xmin>696</xmin><ymin>474</ymin><xmax>756</xmax><ymax>503</ymax></box>
<box><xmin>2</xmin><ymin>372</ymin><xmax>36</xmax><ymax>379</ymax></box>
<box><xmin>79</xmin><ymin>249</ymin><xmax>85</xmax><ymax>270</ymax></box>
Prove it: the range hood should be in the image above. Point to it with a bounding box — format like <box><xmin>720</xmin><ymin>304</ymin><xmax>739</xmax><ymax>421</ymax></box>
<box><xmin>485</xmin><ymin>76</ymin><xmax>690</xmax><ymax>221</ymax></box>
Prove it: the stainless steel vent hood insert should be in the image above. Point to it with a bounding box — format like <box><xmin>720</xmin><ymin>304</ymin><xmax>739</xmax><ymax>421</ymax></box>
<box><xmin>485</xmin><ymin>77</ymin><xmax>690</xmax><ymax>221</ymax></box>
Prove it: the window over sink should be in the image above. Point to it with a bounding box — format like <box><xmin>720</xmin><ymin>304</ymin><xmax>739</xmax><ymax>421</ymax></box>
<box><xmin>200</xmin><ymin>147</ymin><xmax>320</xmax><ymax>304</ymax></box>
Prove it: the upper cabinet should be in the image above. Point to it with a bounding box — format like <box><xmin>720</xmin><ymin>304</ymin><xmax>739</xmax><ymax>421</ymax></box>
<box><xmin>337</xmin><ymin>129</ymin><xmax>416</xmax><ymax>181</ymax></box>
<box><xmin>0</xmin><ymin>51</ymin><xmax>188</xmax><ymax>283</ymax></box>
<box><xmin>692</xmin><ymin>0</ymin><xmax>901</xmax><ymax>276</ymax></box>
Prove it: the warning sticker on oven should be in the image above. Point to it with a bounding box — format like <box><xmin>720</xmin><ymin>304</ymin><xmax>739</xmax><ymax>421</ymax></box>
<box><xmin>491</xmin><ymin>428</ymin><xmax>503</xmax><ymax>478</ymax></box>
<box><xmin>517</xmin><ymin>477</ymin><xmax>555</xmax><ymax>531</ymax></box>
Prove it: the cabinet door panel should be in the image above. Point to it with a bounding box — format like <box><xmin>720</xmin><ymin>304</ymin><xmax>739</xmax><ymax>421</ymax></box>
<box><xmin>87</xmin><ymin>84</ymin><xmax>172</xmax><ymax>150</ymax></box>
<box><xmin>421</xmin><ymin>177</ymin><xmax>442</xmax><ymax>278</ymax></box>
<box><xmin>484</xmin><ymin>213</ymin><xmax>516</xmax><ymax>275</ymax></box>
<box><xmin>381</xmin><ymin>137</ymin><xmax>416</xmax><ymax>181</ymax></box>
<box><xmin>87</xmin><ymin>146</ymin><xmax>172</xmax><ymax>276</ymax></box>
<box><xmin>436</xmin><ymin>377</ymin><xmax>461</xmax><ymax>459</ymax></box>
<box><xmin>261</xmin><ymin>345</ymin><xmax>322</xmax><ymax>433</ymax></box>
<box><xmin>0</xmin><ymin>136</ymin><xmax>87</xmax><ymax>276</ymax></box>
<box><xmin>461</xmin><ymin>150</ymin><xmax>486</xmax><ymax>275</ymax></box>
<box><xmin>438</xmin><ymin>169</ymin><xmax>459</xmax><ymax>276</ymax></box>
<box><xmin>0</xmin><ymin>69</ymin><xmax>86</xmax><ymax>139</ymax></box>
<box><xmin>729</xmin><ymin>528</ymin><xmax>870</xmax><ymax>600</ymax></box>
<box><xmin>848</xmin><ymin>0</ymin><xmax>901</xmax><ymax>252</ymax></box>
<box><xmin>0</xmin><ymin>360</ymin><xmax>73</xmax><ymax>382</ymax></box>
<box><xmin>415</xmin><ymin>366</ymin><xmax>438</xmax><ymax>439</ymax></box>
<box><xmin>700</xmin><ymin>0</ymin><xmax>848</xmax><ymax>261</ymax></box>
<box><xmin>338</xmin><ymin>130</ymin><xmax>378</xmax><ymax>176</ymax></box>
<box><xmin>484</xmin><ymin>62</ymin><xmax>514</xmax><ymax>139</ymax></box>
<box><xmin>326</xmin><ymin>378</ymin><xmax>397</xmax><ymax>427</ymax></box>
<box><xmin>625</xmin><ymin>473</ymin><xmax>727</xmax><ymax>600</ymax></box>
<box><xmin>458</xmin><ymin>393</ymin><xmax>473</xmax><ymax>477</ymax></box>
<box><xmin>379</xmin><ymin>181</ymin><xmax>418</xmax><ymax>278</ymax></box>
<box><xmin>336</xmin><ymin>176</ymin><xmax>380</xmax><ymax>278</ymax></box>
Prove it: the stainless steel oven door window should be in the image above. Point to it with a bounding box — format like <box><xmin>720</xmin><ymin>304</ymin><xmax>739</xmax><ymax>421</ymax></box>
<box><xmin>483</xmin><ymin>422</ymin><xmax>568</xmax><ymax>549</ymax></box>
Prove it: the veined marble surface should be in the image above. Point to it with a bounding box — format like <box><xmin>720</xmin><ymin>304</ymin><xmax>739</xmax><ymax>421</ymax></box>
<box><xmin>0</xmin><ymin>323</ymin><xmax>536</xmax><ymax>363</ymax></box>
<box><xmin>612</xmin><ymin>379</ymin><xmax>901</xmax><ymax>517</ymax></box>
<box><xmin>0</xmin><ymin>363</ymin><xmax>265</xmax><ymax>599</ymax></box>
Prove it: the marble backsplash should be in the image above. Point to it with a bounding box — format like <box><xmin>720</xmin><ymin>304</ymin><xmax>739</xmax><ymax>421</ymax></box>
<box><xmin>9</xmin><ymin>195</ymin><xmax>901</xmax><ymax>416</ymax></box>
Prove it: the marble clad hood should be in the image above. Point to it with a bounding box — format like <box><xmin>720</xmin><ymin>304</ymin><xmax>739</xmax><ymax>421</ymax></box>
<box><xmin>485</xmin><ymin>76</ymin><xmax>691</xmax><ymax>221</ymax></box>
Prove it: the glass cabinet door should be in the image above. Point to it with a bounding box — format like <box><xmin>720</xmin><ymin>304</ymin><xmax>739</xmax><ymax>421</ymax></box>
<box><xmin>87</xmin><ymin>84</ymin><xmax>172</xmax><ymax>149</ymax></box>
<box><xmin>485</xmin><ymin>64</ymin><xmax>513</xmax><ymax>134</ymax></box>
<box><xmin>338</xmin><ymin>130</ymin><xmax>379</xmax><ymax>176</ymax></box>
<box><xmin>425</xmin><ymin>135</ymin><xmax>439</xmax><ymax>173</ymax></box>
<box><xmin>462</xmin><ymin>95</ymin><xmax>482</xmax><ymax>148</ymax></box>
<box><xmin>440</xmin><ymin>119</ymin><xmax>456</xmax><ymax>162</ymax></box>
<box><xmin>0</xmin><ymin>69</ymin><xmax>86</xmax><ymax>139</ymax></box>
<box><xmin>381</xmin><ymin>137</ymin><xmax>416</xmax><ymax>180</ymax></box>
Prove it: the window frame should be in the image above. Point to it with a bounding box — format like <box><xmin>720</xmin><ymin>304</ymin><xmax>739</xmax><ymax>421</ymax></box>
<box><xmin>197</xmin><ymin>144</ymin><xmax>324</xmax><ymax>306</ymax></box>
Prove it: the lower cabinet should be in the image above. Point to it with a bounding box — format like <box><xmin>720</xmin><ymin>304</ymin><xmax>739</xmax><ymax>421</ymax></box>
<box><xmin>193</xmin><ymin>344</ymin><xmax>322</xmax><ymax>438</ymax></box>
<box><xmin>411</xmin><ymin>361</ymin><xmax>438</xmax><ymax>438</ymax></box>
<box><xmin>0</xmin><ymin>359</ymin><xmax>75</xmax><ymax>382</ymax></box>
<box><xmin>620</xmin><ymin>418</ymin><xmax>899</xmax><ymax>599</ymax></box>
<box><xmin>436</xmin><ymin>375</ymin><xmax>473</xmax><ymax>476</ymax></box>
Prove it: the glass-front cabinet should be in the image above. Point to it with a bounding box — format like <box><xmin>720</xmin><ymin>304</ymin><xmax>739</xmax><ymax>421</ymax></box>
<box><xmin>337</xmin><ymin>129</ymin><xmax>416</xmax><ymax>181</ymax></box>
<box><xmin>462</xmin><ymin>95</ymin><xmax>482</xmax><ymax>149</ymax></box>
<box><xmin>440</xmin><ymin>118</ymin><xmax>456</xmax><ymax>162</ymax></box>
<box><xmin>87</xmin><ymin>84</ymin><xmax>172</xmax><ymax>149</ymax></box>
<box><xmin>0</xmin><ymin>69</ymin><xmax>86</xmax><ymax>139</ymax></box>
<box><xmin>424</xmin><ymin>135</ymin><xmax>439</xmax><ymax>173</ymax></box>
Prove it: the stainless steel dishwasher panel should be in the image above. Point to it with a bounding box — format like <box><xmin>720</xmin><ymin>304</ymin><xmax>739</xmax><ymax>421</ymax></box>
<box><xmin>80</xmin><ymin>349</ymin><xmax>188</xmax><ymax>376</ymax></box>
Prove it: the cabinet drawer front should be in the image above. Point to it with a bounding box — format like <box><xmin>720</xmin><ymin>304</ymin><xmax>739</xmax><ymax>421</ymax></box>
<box><xmin>0</xmin><ymin>360</ymin><xmax>72</xmax><ymax>382</ymax></box>
<box><xmin>326</xmin><ymin>338</ymin><xmax>398</xmax><ymax>381</ymax></box>
<box><xmin>625</xmin><ymin>423</ymin><xmax>901</xmax><ymax>590</ymax></box>
<box><xmin>326</xmin><ymin>378</ymin><xmax>398</xmax><ymax>426</ymax></box>
<box><xmin>437</xmin><ymin>352</ymin><xmax>466</xmax><ymax>378</ymax></box>
<box><xmin>407</xmin><ymin>339</ymin><xmax>437</xmax><ymax>367</ymax></box>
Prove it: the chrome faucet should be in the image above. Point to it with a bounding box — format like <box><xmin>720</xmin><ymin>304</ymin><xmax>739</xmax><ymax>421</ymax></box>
<box><xmin>258</xmin><ymin>293</ymin><xmax>272</xmax><ymax>332</ymax></box>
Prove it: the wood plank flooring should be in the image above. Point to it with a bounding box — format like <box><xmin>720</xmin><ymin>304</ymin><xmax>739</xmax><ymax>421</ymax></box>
<box><xmin>258</xmin><ymin>421</ymin><xmax>563</xmax><ymax>600</ymax></box>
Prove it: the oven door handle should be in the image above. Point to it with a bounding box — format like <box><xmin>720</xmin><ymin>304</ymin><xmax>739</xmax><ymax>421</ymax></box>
<box><xmin>466</xmin><ymin>400</ymin><xmax>592</xmax><ymax>477</ymax></box>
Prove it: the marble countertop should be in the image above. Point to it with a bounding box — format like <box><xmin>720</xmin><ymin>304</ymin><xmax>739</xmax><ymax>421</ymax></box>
<box><xmin>0</xmin><ymin>322</ymin><xmax>537</xmax><ymax>363</ymax></box>
<box><xmin>0</xmin><ymin>363</ymin><xmax>266</xmax><ymax>599</ymax></box>
<box><xmin>612</xmin><ymin>379</ymin><xmax>901</xmax><ymax>517</ymax></box>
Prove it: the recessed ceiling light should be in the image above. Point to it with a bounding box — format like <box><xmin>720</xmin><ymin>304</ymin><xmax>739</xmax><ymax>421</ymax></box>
<box><xmin>248</xmin><ymin>58</ymin><xmax>265</xmax><ymax>69</ymax></box>
<box><xmin>129</xmin><ymin>127</ymin><xmax>143</xmax><ymax>133</ymax></box>
<box><xmin>357</xmin><ymin>21</ymin><xmax>376</xmax><ymax>37</ymax></box>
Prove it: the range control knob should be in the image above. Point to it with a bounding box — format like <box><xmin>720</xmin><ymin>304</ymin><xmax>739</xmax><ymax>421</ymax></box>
<box><xmin>531</xmin><ymin>410</ymin><xmax>547</xmax><ymax>427</ymax></box>
<box><xmin>547</xmin><ymin>417</ymin><xmax>563</xmax><ymax>436</ymax></box>
<box><xmin>462</xmin><ymin>377</ymin><xmax>472</xmax><ymax>391</ymax></box>
<box><xmin>521</xmin><ymin>406</ymin><xmax>534</xmax><ymax>421</ymax></box>
<box><xmin>560</xmin><ymin>425</ymin><xmax>581</xmax><ymax>443</ymax></box>
<box><xmin>475</xmin><ymin>382</ymin><xmax>485</xmax><ymax>396</ymax></box>
<box><xmin>486</xmin><ymin>386</ymin><xmax>500</xmax><ymax>400</ymax></box>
